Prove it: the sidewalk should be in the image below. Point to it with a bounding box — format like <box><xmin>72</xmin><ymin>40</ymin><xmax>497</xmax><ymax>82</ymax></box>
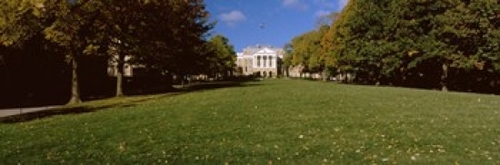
<box><xmin>0</xmin><ymin>106</ymin><xmax>60</xmax><ymax>118</ymax></box>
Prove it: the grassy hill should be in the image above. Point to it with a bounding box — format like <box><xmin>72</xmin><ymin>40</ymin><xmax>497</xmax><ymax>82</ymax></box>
<box><xmin>1</xmin><ymin>79</ymin><xmax>500</xmax><ymax>164</ymax></box>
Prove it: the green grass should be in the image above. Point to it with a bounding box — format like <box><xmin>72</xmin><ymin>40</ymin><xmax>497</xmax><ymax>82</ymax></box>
<box><xmin>1</xmin><ymin>79</ymin><xmax>500</xmax><ymax>164</ymax></box>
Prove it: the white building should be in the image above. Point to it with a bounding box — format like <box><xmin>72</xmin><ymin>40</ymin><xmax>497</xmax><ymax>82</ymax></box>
<box><xmin>236</xmin><ymin>45</ymin><xmax>284</xmax><ymax>77</ymax></box>
<box><xmin>107</xmin><ymin>55</ymin><xmax>135</xmax><ymax>77</ymax></box>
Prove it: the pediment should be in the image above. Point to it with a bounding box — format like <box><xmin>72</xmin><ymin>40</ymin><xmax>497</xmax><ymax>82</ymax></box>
<box><xmin>256</xmin><ymin>48</ymin><xmax>276</xmax><ymax>54</ymax></box>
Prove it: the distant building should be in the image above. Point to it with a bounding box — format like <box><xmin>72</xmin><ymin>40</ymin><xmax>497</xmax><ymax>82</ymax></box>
<box><xmin>236</xmin><ymin>45</ymin><xmax>284</xmax><ymax>77</ymax></box>
<box><xmin>107</xmin><ymin>55</ymin><xmax>135</xmax><ymax>77</ymax></box>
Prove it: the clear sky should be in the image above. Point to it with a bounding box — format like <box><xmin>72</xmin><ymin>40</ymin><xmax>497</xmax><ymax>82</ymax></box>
<box><xmin>205</xmin><ymin>0</ymin><xmax>349</xmax><ymax>52</ymax></box>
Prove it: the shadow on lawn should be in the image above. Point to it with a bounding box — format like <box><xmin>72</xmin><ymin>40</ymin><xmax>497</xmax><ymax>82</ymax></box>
<box><xmin>0</xmin><ymin>79</ymin><xmax>262</xmax><ymax>124</ymax></box>
<box><xmin>178</xmin><ymin>80</ymin><xmax>262</xmax><ymax>92</ymax></box>
<box><xmin>0</xmin><ymin>95</ymin><xmax>162</xmax><ymax>124</ymax></box>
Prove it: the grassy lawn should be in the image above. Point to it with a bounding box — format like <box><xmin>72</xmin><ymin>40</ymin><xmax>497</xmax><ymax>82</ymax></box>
<box><xmin>1</xmin><ymin>79</ymin><xmax>500</xmax><ymax>164</ymax></box>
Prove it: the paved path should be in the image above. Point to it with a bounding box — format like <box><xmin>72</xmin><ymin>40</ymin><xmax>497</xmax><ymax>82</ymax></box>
<box><xmin>0</xmin><ymin>106</ymin><xmax>60</xmax><ymax>118</ymax></box>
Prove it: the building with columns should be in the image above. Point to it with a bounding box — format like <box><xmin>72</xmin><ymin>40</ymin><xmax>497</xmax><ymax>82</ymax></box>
<box><xmin>236</xmin><ymin>45</ymin><xmax>284</xmax><ymax>77</ymax></box>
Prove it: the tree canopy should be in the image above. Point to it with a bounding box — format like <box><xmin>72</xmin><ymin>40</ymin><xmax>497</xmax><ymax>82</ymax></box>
<box><xmin>288</xmin><ymin>0</ymin><xmax>500</xmax><ymax>93</ymax></box>
<box><xmin>204</xmin><ymin>35</ymin><xmax>237</xmax><ymax>78</ymax></box>
<box><xmin>284</xmin><ymin>25</ymin><xmax>330</xmax><ymax>79</ymax></box>
<box><xmin>0</xmin><ymin>0</ymin><xmax>235</xmax><ymax>106</ymax></box>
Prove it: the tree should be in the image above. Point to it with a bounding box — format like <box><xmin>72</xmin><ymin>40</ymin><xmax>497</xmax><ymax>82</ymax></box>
<box><xmin>131</xmin><ymin>0</ymin><xmax>213</xmax><ymax>85</ymax></box>
<box><xmin>287</xmin><ymin>25</ymin><xmax>329</xmax><ymax>79</ymax></box>
<box><xmin>0</xmin><ymin>0</ymin><xmax>234</xmax><ymax>106</ymax></box>
<box><xmin>0</xmin><ymin>0</ymin><xmax>44</xmax><ymax>46</ymax></box>
<box><xmin>282</xmin><ymin>43</ymin><xmax>293</xmax><ymax>77</ymax></box>
<box><xmin>430</xmin><ymin>0</ymin><xmax>500</xmax><ymax>91</ymax></box>
<box><xmin>43</xmin><ymin>0</ymin><xmax>106</xmax><ymax>104</ymax></box>
<box><xmin>1</xmin><ymin>0</ymin><xmax>89</xmax><ymax>105</ymax></box>
<box><xmin>95</xmin><ymin>1</ymin><xmax>152</xmax><ymax>97</ymax></box>
<box><xmin>323</xmin><ymin>0</ymin><xmax>500</xmax><ymax>92</ymax></box>
<box><xmin>205</xmin><ymin>35</ymin><xmax>236</xmax><ymax>79</ymax></box>
<box><xmin>82</xmin><ymin>0</ymin><xmax>213</xmax><ymax>95</ymax></box>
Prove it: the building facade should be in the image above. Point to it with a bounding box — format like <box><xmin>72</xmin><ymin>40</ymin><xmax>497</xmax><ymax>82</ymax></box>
<box><xmin>236</xmin><ymin>45</ymin><xmax>284</xmax><ymax>77</ymax></box>
<box><xmin>107</xmin><ymin>55</ymin><xmax>135</xmax><ymax>77</ymax></box>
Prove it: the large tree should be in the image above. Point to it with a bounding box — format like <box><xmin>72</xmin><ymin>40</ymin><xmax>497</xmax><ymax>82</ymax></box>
<box><xmin>131</xmin><ymin>0</ymin><xmax>213</xmax><ymax>85</ymax></box>
<box><xmin>1</xmin><ymin>0</ymin><xmax>215</xmax><ymax>105</ymax></box>
<box><xmin>204</xmin><ymin>35</ymin><xmax>236</xmax><ymax>79</ymax></box>
<box><xmin>43</xmin><ymin>0</ymin><xmax>106</xmax><ymax>104</ymax></box>
<box><xmin>0</xmin><ymin>0</ymin><xmax>89</xmax><ymax>104</ymax></box>
<box><xmin>286</xmin><ymin>25</ymin><xmax>329</xmax><ymax>79</ymax></box>
<box><xmin>323</xmin><ymin>0</ymin><xmax>500</xmax><ymax>91</ymax></box>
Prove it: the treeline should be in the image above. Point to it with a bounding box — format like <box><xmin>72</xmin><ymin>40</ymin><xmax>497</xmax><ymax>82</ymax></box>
<box><xmin>0</xmin><ymin>0</ymin><xmax>235</xmax><ymax>107</ymax></box>
<box><xmin>286</xmin><ymin>0</ymin><xmax>500</xmax><ymax>93</ymax></box>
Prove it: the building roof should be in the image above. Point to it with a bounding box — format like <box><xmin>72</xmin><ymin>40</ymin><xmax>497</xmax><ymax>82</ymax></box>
<box><xmin>255</xmin><ymin>48</ymin><xmax>276</xmax><ymax>55</ymax></box>
<box><xmin>237</xmin><ymin>45</ymin><xmax>283</xmax><ymax>57</ymax></box>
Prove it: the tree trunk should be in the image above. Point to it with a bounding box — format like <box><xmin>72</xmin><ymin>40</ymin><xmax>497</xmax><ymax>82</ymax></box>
<box><xmin>116</xmin><ymin>54</ymin><xmax>125</xmax><ymax>97</ymax></box>
<box><xmin>285</xmin><ymin>67</ymin><xmax>289</xmax><ymax>77</ymax></box>
<box><xmin>441</xmin><ymin>63</ymin><xmax>448</xmax><ymax>91</ymax></box>
<box><xmin>67</xmin><ymin>54</ymin><xmax>81</xmax><ymax>105</ymax></box>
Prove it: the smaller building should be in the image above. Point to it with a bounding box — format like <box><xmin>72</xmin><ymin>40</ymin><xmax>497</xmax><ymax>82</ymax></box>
<box><xmin>236</xmin><ymin>45</ymin><xmax>284</xmax><ymax>77</ymax></box>
<box><xmin>107</xmin><ymin>55</ymin><xmax>135</xmax><ymax>77</ymax></box>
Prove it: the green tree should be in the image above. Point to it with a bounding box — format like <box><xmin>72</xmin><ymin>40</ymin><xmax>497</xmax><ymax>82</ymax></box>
<box><xmin>133</xmin><ymin>0</ymin><xmax>212</xmax><ymax>85</ymax></box>
<box><xmin>95</xmin><ymin>0</ymin><xmax>157</xmax><ymax>97</ymax></box>
<box><xmin>431</xmin><ymin>0</ymin><xmax>500</xmax><ymax>90</ymax></box>
<box><xmin>1</xmin><ymin>0</ymin><xmax>214</xmax><ymax>103</ymax></box>
<box><xmin>287</xmin><ymin>26</ymin><xmax>329</xmax><ymax>79</ymax></box>
<box><xmin>1</xmin><ymin>0</ymin><xmax>92</xmax><ymax>104</ymax></box>
<box><xmin>0</xmin><ymin>0</ymin><xmax>45</xmax><ymax>46</ymax></box>
<box><xmin>324</xmin><ymin>0</ymin><xmax>500</xmax><ymax>91</ymax></box>
<box><xmin>43</xmin><ymin>0</ymin><xmax>105</xmax><ymax>104</ymax></box>
<box><xmin>205</xmin><ymin>35</ymin><xmax>236</xmax><ymax>79</ymax></box>
<box><xmin>282</xmin><ymin>43</ymin><xmax>293</xmax><ymax>77</ymax></box>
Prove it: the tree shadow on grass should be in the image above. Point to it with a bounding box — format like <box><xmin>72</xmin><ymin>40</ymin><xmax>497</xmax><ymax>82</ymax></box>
<box><xmin>177</xmin><ymin>80</ymin><xmax>263</xmax><ymax>93</ymax></box>
<box><xmin>0</xmin><ymin>95</ymin><xmax>167</xmax><ymax>124</ymax></box>
<box><xmin>0</xmin><ymin>79</ymin><xmax>263</xmax><ymax>124</ymax></box>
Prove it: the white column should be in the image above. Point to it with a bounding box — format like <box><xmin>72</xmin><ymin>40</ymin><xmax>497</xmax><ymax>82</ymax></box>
<box><xmin>269</xmin><ymin>56</ymin><xmax>273</xmax><ymax>68</ymax></box>
<box><xmin>266</xmin><ymin>56</ymin><xmax>269</xmax><ymax>68</ymax></box>
<box><xmin>253</xmin><ymin>56</ymin><xmax>257</xmax><ymax>68</ymax></box>
<box><xmin>271</xmin><ymin>56</ymin><xmax>275</xmax><ymax>68</ymax></box>
<box><xmin>257</xmin><ymin>56</ymin><xmax>261</xmax><ymax>68</ymax></box>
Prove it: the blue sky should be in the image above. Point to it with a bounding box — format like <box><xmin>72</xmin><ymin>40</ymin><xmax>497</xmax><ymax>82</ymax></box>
<box><xmin>205</xmin><ymin>0</ymin><xmax>349</xmax><ymax>52</ymax></box>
